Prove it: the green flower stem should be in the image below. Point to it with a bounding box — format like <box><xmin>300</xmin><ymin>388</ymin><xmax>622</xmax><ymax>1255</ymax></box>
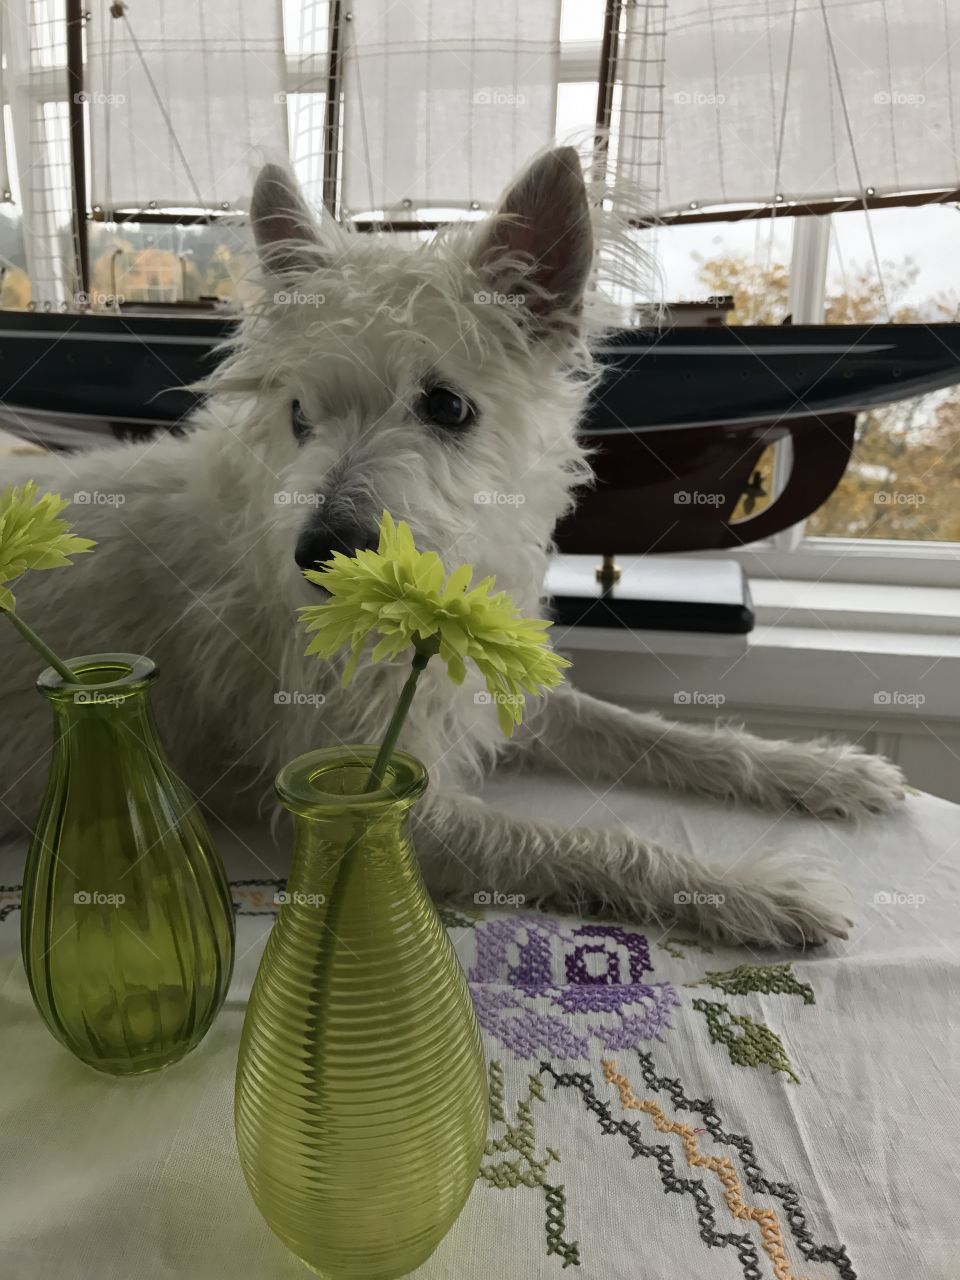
<box><xmin>364</xmin><ymin>649</ymin><xmax>431</xmax><ymax>793</ymax></box>
<box><xmin>309</xmin><ymin>650</ymin><xmax>432</xmax><ymax>1021</ymax></box>
<box><xmin>1</xmin><ymin>608</ymin><xmax>75</xmax><ymax>682</ymax></box>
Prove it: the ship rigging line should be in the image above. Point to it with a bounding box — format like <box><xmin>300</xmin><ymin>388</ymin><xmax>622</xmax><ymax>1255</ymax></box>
<box><xmin>349</xmin><ymin>15</ymin><xmax>378</xmax><ymax>223</ymax></box>
<box><xmin>816</xmin><ymin>0</ymin><xmax>890</xmax><ymax>320</ymax></box>
<box><xmin>767</xmin><ymin>0</ymin><xmax>798</xmax><ymax>269</ymax></box>
<box><xmin>107</xmin><ymin>2</ymin><xmax>207</xmax><ymax>217</ymax></box>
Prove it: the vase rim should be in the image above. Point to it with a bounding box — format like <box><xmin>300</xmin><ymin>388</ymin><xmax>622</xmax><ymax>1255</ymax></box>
<box><xmin>275</xmin><ymin>746</ymin><xmax>428</xmax><ymax>815</ymax></box>
<box><xmin>36</xmin><ymin>652</ymin><xmax>157</xmax><ymax>699</ymax></box>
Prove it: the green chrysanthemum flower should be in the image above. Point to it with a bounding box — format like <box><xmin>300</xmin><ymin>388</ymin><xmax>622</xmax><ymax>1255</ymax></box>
<box><xmin>300</xmin><ymin>510</ymin><xmax>569</xmax><ymax>736</ymax></box>
<box><xmin>0</xmin><ymin>482</ymin><xmax>95</xmax><ymax>612</ymax></box>
<box><xmin>0</xmin><ymin>482</ymin><xmax>96</xmax><ymax>683</ymax></box>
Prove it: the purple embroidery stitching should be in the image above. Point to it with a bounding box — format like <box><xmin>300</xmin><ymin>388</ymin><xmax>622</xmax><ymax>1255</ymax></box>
<box><xmin>565</xmin><ymin>926</ymin><xmax>651</xmax><ymax>986</ymax></box>
<box><xmin>468</xmin><ymin>916</ymin><xmax>679</xmax><ymax>1060</ymax></box>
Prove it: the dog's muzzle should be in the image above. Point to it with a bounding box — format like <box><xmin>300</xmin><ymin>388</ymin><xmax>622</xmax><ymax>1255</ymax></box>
<box><xmin>295</xmin><ymin>520</ymin><xmax>378</xmax><ymax>583</ymax></box>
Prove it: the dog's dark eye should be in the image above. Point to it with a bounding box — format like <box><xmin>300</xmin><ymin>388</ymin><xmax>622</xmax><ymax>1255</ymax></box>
<box><xmin>416</xmin><ymin>385</ymin><xmax>476</xmax><ymax>431</ymax></box>
<box><xmin>291</xmin><ymin>399</ymin><xmax>312</xmax><ymax>444</ymax></box>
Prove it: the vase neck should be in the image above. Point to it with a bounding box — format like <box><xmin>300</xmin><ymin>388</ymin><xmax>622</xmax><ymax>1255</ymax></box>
<box><xmin>276</xmin><ymin>747</ymin><xmax>428</xmax><ymax>896</ymax></box>
<box><xmin>287</xmin><ymin>803</ymin><xmax>416</xmax><ymax>892</ymax></box>
<box><xmin>38</xmin><ymin>653</ymin><xmax>163</xmax><ymax>756</ymax></box>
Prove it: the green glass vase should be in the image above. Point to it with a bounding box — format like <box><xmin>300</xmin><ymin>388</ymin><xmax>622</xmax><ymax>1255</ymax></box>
<box><xmin>20</xmin><ymin>653</ymin><xmax>235</xmax><ymax>1075</ymax></box>
<box><xmin>235</xmin><ymin>746</ymin><xmax>488</xmax><ymax>1280</ymax></box>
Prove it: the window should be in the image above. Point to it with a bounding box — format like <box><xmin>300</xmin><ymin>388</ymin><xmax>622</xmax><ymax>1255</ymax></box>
<box><xmin>664</xmin><ymin>204</ymin><xmax>960</xmax><ymax>582</ymax></box>
<box><xmin>0</xmin><ymin>106</ymin><xmax>29</xmax><ymax>308</ymax></box>
<box><xmin>809</xmin><ymin>207</ymin><xmax>960</xmax><ymax>544</ymax></box>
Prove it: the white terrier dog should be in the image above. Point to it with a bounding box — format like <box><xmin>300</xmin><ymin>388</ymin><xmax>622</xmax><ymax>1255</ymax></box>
<box><xmin>0</xmin><ymin>147</ymin><xmax>905</xmax><ymax>946</ymax></box>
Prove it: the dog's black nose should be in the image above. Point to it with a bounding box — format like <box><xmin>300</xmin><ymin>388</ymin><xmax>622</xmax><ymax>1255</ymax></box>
<box><xmin>295</xmin><ymin>522</ymin><xmax>377</xmax><ymax>573</ymax></box>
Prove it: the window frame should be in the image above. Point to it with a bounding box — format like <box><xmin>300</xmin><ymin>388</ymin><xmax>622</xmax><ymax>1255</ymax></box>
<box><xmin>701</xmin><ymin>539</ymin><xmax>960</xmax><ymax>590</ymax></box>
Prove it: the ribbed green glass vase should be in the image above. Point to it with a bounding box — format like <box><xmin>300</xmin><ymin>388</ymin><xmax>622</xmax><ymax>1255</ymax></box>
<box><xmin>20</xmin><ymin>653</ymin><xmax>235</xmax><ymax>1075</ymax></box>
<box><xmin>235</xmin><ymin>747</ymin><xmax>488</xmax><ymax>1280</ymax></box>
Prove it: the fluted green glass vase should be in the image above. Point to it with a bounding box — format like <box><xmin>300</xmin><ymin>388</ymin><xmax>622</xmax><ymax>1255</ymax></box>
<box><xmin>20</xmin><ymin>653</ymin><xmax>235</xmax><ymax>1075</ymax></box>
<box><xmin>235</xmin><ymin>746</ymin><xmax>488</xmax><ymax>1280</ymax></box>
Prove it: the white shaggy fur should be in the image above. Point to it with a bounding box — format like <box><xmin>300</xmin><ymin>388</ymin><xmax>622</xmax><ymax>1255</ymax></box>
<box><xmin>0</xmin><ymin>148</ymin><xmax>905</xmax><ymax>947</ymax></box>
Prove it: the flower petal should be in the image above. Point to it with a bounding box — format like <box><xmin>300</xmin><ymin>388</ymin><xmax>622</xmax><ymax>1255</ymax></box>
<box><xmin>298</xmin><ymin>509</ymin><xmax>568</xmax><ymax>735</ymax></box>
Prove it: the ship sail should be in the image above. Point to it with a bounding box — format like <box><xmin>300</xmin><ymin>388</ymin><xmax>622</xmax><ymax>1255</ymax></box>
<box><xmin>611</xmin><ymin>0</ymin><xmax>960</xmax><ymax>217</ymax></box>
<box><xmin>84</xmin><ymin>1</ymin><xmax>288</xmax><ymax>219</ymax></box>
<box><xmin>339</xmin><ymin>0</ymin><xmax>562</xmax><ymax>218</ymax></box>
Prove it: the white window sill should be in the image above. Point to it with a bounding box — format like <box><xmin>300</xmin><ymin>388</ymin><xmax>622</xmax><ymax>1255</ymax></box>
<box><xmin>556</xmin><ymin>579</ymin><xmax>960</xmax><ymax>722</ymax></box>
<box><xmin>750</xmin><ymin>579</ymin><xmax>960</xmax><ymax>637</ymax></box>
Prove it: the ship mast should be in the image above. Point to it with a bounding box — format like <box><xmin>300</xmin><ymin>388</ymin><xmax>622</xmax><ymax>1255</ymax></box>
<box><xmin>66</xmin><ymin>0</ymin><xmax>89</xmax><ymax>296</ymax></box>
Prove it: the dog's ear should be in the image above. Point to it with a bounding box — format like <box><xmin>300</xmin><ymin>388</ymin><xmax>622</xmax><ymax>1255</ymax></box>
<box><xmin>250</xmin><ymin>164</ymin><xmax>321</xmax><ymax>277</ymax></box>
<box><xmin>472</xmin><ymin>147</ymin><xmax>593</xmax><ymax>326</ymax></box>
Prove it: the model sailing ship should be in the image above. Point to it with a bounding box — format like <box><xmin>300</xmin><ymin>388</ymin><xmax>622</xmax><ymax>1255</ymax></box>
<box><xmin>2</xmin><ymin>0</ymin><xmax>960</xmax><ymax>555</ymax></box>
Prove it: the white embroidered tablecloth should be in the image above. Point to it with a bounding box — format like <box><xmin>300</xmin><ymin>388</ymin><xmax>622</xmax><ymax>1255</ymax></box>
<box><xmin>0</xmin><ymin>774</ymin><xmax>957</xmax><ymax>1279</ymax></box>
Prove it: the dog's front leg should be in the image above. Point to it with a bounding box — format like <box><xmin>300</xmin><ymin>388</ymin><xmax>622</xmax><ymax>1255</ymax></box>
<box><xmin>414</xmin><ymin>788</ymin><xmax>851</xmax><ymax>947</ymax></box>
<box><xmin>514</xmin><ymin>686</ymin><xmax>905</xmax><ymax>821</ymax></box>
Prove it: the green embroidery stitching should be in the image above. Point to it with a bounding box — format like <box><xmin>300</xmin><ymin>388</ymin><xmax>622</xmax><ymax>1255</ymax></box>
<box><xmin>544</xmin><ymin>1183</ymin><xmax>581</xmax><ymax>1269</ymax></box>
<box><xmin>693</xmin><ymin>998</ymin><xmax>800</xmax><ymax>1083</ymax></box>
<box><xmin>488</xmin><ymin>1058</ymin><xmax>507</xmax><ymax>1124</ymax></box>
<box><xmin>481</xmin><ymin>1070</ymin><xmax>557</xmax><ymax>1185</ymax></box>
<box><xmin>436</xmin><ymin>902</ymin><xmax>479</xmax><ymax>930</ymax></box>
<box><xmin>659</xmin><ymin>935</ymin><xmax>715</xmax><ymax>960</ymax></box>
<box><xmin>480</xmin><ymin>1061</ymin><xmax>580</xmax><ymax>1266</ymax></box>
<box><xmin>688</xmin><ymin>962</ymin><xmax>815</xmax><ymax>1005</ymax></box>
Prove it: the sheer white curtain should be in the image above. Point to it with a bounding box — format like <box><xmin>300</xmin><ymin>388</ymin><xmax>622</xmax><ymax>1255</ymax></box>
<box><xmin>615</xmin><ymin>0</ymin><xmax>960</xmax><ymax>215</ymax></box>
<box><xmin>84</xmin><ymin>0</ymin><xmax>289</xmax><ymax>216</ymax></box>
<box><xmin>340</xmin><ymin>0</ymin><xmax>563</xmax><ymax>217</ymax></box>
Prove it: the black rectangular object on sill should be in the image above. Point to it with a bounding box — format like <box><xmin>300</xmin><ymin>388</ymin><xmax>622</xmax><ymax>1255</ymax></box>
<box><xmin>545</xmin><ymin>556</ymin><xmax>755</xmax><ymax>635</ymax></box>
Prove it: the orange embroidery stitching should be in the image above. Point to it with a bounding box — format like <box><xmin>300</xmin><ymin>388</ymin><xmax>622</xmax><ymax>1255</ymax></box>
<box><xmin>602</xmin><ymin>1059</ymin><xmax>810</xmax><ymax>1280</ymax></box>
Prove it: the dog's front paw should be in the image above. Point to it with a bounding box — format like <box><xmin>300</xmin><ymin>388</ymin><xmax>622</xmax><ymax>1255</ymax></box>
<box><xmin>789</xmin><ymin>745</ymin><xmax>906</xmax><ymax>820</ymax></box>
<box><xmin>675</xmin><ymin>853</ymin><xmax>853</xmax><ymax>948</ymax></box>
